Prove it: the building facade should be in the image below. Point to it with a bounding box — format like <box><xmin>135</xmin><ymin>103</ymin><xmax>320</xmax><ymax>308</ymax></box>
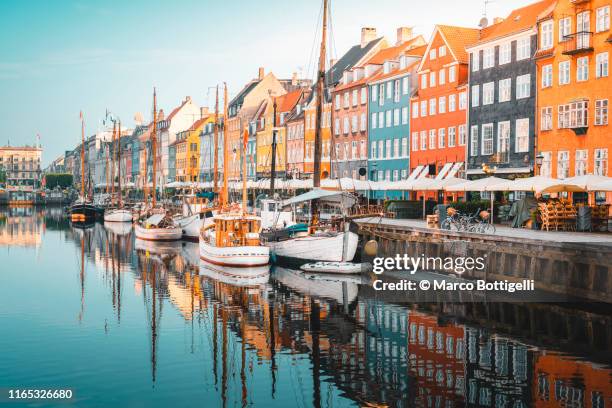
<box><xmin>200</xmin><ymin>119</ymin><xmax>224</xmax><ymax>183</ymax></box>
<box><xmin>285</xmin><ymin>107</ymin><xmax>305</xmax><ymax>178</ymax></box>
<box><xmin>467</xmin><ymin>1</ymin><xmax>555</xmax><ymax>179</ymax></box>
<box><xmin>0</xmin><ymin>145</ymin><xmax>42</xmax><ymax>190</ymax></box>
<box><xmin>536</xmin><ymin>0</ymin><xmax>611</xmax><ymax>186</ymax></box>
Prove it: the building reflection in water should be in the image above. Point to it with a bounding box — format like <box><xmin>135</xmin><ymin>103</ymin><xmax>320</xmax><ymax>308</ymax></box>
<box><xmin>2</xmin><ymin>209</ymin><xmax>611</xmax><ymax>408</ymax></box>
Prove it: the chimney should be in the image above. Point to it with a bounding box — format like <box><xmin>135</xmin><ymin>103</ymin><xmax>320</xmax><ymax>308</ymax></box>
<box><xmin>185</xmin><ymin>96</ymin><xmax>192</xmax><ymax>103</ymax></box>
<box><xmin>361</xmin><ymin>27</ymin><xmax>377</xmax><ymax>48</ymax></box>
<box><xmin>258</xmin><ymin>67</ymin><xmax>265</xmax><ymax>80</ymax></box>
<box><xmin>396</xmin><ymin>27</ymin><xmax>413</xmax><ymax>45</ymax></box>
<box><xmin>493</xmin><ymin>17</ymin><xmax>504</xmax><ymax>25</ymax></box>
<box><xmin>291</xmin><ymin>72</ymin><xmax>298</xmax><ymax>86</ymax></box>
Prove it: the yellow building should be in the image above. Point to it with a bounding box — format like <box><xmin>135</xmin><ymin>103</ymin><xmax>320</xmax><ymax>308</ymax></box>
<box><xmin>0</xmin><ymin>145</ymin><xmax>42</xmax><ymax>190</ymax></box>
<box><xmin>174</xmin><ymin>115</ymin><xmax>213</xmax><ymax>182</ymax></box>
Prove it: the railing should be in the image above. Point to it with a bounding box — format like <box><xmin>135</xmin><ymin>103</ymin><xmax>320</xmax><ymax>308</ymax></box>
<box><xmin>562</xmin><ymin>31</ymin><xmax>594</xmax><ymax>55</ymax></box>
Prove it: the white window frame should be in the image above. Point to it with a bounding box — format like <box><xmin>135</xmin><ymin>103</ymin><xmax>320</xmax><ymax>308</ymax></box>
<box><xmin>541</xmin><ymin>106</ymin><xmax>553</xmax><ymax>131</ymax></box>
<box><xmin>499</xmin><ymin>43</ymin><xmax>511</xmax><ymax>65</ymax></box>
<box><xmin>429</xmin><ymin>129</ymin><xmax>436</xmax><ymax>150</ymax></box>
<box><xmin>596</xmin><ymin>6</ymin><xmax>610</xmax><ymax>33</ymax></box>
<box><xmin>499</xmin><ymin>78</ymin><xmax>511</xmax><ymax>102</ymax></box>
<box><xmin>459</xmin><ymin>125</ymin><xmax>467</xmax><ymax>146</ymax></box>
<box><xmin>470</xmin><ymin>125</ymin><xmax>479</xmax><ymax>156</ymax></box>
<box><xmin>483</xmin><ymin>47</ymin><xmax>494</xmax><ymax>69</ymax></box>
<box><xmin>595</xmin><ymin>99</ymin><xmax>608</xmax><ymax>125</ymax></box>
<box><xmin>448</xmin><ymin>94</ymin><xmax>456</xmax><ymax>112</ymax></box>
<box><xmin>515</xmin><ymin>118</ymin><xmax>530</xmax><ymax>153</ymax></box>
<box><xmin>516</xmin><ymin>74</ymin><xmax>530</xmax><ymax>99</ymax></box>
<box><xmin>439</xmin><ymin>96</ymin><xmax>446</xmax><ymax>113</ymax></box>
<box><xmin>594</xmin><ymin>148</ymin><xmax>608</xmax><ymax>176</ymax></box>
<box><xmin>577</xmin><ymin>57</ymin><xmax>589</xmax><ymax>82</ymax></box>
<box><xmin>482</xmin><ymin>82</ymin><xmax>494</xmax><ymax>105</ymax></box>
<box><xmin>472</xmin><ymin>51</ymin><xmax>479</xmax><ymax>72</ymax></box>
<box><xmin>596</xmin><ymin>52</ymin><xmax>609</xmax><ymax>78</ymax></box>
<box><xmin>471</xmin><ymin>85</ymin><xmax>479</xmax><ymax>107</ymax></box>
<box><xmin>517</xmin><ymin>37</ymin><xmax>531</xmax><ymax>60</ymax></box>
<box><xmin>481</xmin><ymin>123</ymin><xmax>494</xmax><ymax>155</ymax></box>
<box><xmin>542</xmin><ymin>64</ymin><xmax>553</xmax><ymax>88</ymax></box>
<box><xmin>540</xmin><ymin>20</ymin><xmax>554</xmax><ymax>50</ymax></box>
<box><xmin>449</xmin><ymin>66</ymin><xmax>456</xmax><ymax>82</ymax></box>
<box><xmin>559</xmin><ymin>61</ymin><xmax>570</xmax><ymax>85</ymax></box>
<box><xmin>438</xmin><ymin>128</ymin><xmax>446</xmax><ymax>149</ymax></box>
<box><xmin>448</xmin><ymin>126</ymin><xmax>456</xmax><ymax>147</ymax></box>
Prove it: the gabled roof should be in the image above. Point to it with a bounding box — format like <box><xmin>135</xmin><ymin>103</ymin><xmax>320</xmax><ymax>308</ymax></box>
<box><xmin>167</xmin><ymin>97</ymin><xmax>193</xmax><ymax>122</ymax></box>
<box><xmin>326</xmin><ymin>37</ymin><xmax>386</xmax><ymax>87</ymax></box>
<box><xmin>187</xmin><ymin>115</ymin><xmax>213</xmax><ymax>131</ymax></box>
<box><xmin>467</xmin><ymin>0</ymin><xmax>556</xmax><ymax>48</ymax></box>
<box><xmin>276</xmin><ymin>89</ymin><xmax>303</xmax><ymax>113</ymax></box>
<box><xmin>437</xmin><ymin>25</ymin><xmax>481</xmax><ymax>64</ymax></box>
<box><xmin>365</xmin><ymin>35</ymin><xmax>426</xmax><ymax>65</ymax></box>
<box><xmin>229</xmin><ymin>80</ymin><xmax>260</xmax><ymax>109</ymax></box>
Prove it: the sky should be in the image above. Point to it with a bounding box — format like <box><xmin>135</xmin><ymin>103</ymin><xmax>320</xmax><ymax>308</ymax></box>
<box><xmin>0</xmin><ymin>0</ymin><xmax>536</xmax><ymax>166</ymax></box>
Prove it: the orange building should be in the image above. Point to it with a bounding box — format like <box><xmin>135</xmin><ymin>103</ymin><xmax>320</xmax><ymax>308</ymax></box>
<box><xmin>409</xmin><ymin>25</ymin><xmax>479</xmax><ymax>200</ymax></box>
<box><xmin>536</xmin><ymin>0</ymin><xmax>610</xmax><ymax>189</ymax></box>
<box><xmin>303</xmin><ymin>98</ymin><xmax>332</xmax><ymax>179</ymax></box>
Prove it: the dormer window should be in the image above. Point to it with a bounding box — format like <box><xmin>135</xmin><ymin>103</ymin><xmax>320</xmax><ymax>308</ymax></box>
<box><xmin>399</xmin><ymin>56</ymin><xmax>407</xmax><ymax>69</ymax></box>
<box><xmin>383</xmin><ymin>61</ymin><xmax>391</xmax><ymax>74</ymax></box>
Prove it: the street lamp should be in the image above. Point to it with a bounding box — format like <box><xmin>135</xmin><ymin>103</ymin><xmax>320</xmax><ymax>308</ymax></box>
<box><xmin>535</xmin><ymin>153</ymin><xmax>544</xmax><ymax>175</ymax></box>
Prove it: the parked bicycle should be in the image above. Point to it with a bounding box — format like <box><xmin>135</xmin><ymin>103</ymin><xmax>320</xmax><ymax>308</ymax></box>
<box><xmin>440</xmin><ymin>207</ymin><xmax>496</xmax><ymax>234</ymax></box>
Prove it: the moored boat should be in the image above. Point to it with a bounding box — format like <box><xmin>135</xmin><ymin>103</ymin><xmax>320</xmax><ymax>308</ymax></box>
<box><xmin>104</xmin><ymin>208</ymin><xmax>133</xmax><ymax>223</ymax></box>
<box><xmin>135</xmin><ymin>212</ymin><xmax>182</xmax><ymax>241</ymax></box>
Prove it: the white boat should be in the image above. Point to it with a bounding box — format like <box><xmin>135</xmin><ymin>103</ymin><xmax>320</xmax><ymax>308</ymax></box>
<box><xmin>174</xmin><ymin>210</ymin><xmax>216</xmax><ymax>241</ymax></box>
<box><xmin>135</xmin><ymin>212</ymin><xmax>182</xmax><ymax>241</ymax></box>
<box><xmin>199</xmin><ymin>259</ymin><xmax>270</xmax><ymax>286</ymax></box>
<box><xmin>104</xmin><ymin>208</ymin><xmax>133</xmax><ymax>223</ymax></box>
<box><xmin>300</xmin><ymin>261</ymin><xmax>362</xmax><ymax>274</ymax></box>
<box><xmin>199</xmin><ymin>213</ymin><xmax>270</xmax><ymax>267</ymax></box>
<box><xmin>267</xmin><ymin>229</ymin><xmax>359</xmax><ymax>263</ymax></box>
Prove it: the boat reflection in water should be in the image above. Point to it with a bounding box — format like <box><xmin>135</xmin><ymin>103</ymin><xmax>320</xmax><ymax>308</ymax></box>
<box><xmin>1</xmin><ymin>208</ymin><xmax>611</xmax><ymax>408</ymax></box>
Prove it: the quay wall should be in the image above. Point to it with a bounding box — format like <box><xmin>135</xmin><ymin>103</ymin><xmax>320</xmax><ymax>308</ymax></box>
<box><xmin>357</xmin><ymin>220</ymin><xmax>612</xmax><ymax>303</ymax></box>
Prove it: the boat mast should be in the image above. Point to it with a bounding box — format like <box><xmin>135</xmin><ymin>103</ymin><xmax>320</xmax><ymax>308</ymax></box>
<box><xmin>111</xmin><ymin>121</ymin><xmax>116</xmax><ymax>205</ymax></box>
<box><xmin>118</xmin><ymin>120</ymin><xmax>122</xmax><ymax>207</ymax></box>
<box><xmin>311</xmin><ymin>0</ymin><xmax>328</xmax><ymax>230</ymax></box>
<box><xmin>80</xmin><ymin>111</ymin><xmax>85</xmax><ymax>200</ymax></box>
<box><xmin>152</xmin><ymin>88</ymin><xmax>158</xmax><ymax>207</ymax></box>
<box><xmin>221</xmin><ymin>83</ymin><xmax>229</xmax><ymax>207</ymax></box>
<box><xmin>242</xmin><ymin>127</ymin><xmax>248</xmax><ymax>215</ymax></box>
<box><xmin>213</xmin><ymin>85</ymin><xmax>219</xmax><ymax>195</ymax></box>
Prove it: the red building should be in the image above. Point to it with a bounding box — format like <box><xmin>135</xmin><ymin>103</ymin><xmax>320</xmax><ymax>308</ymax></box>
<box><xmin>409</xmin><ymin>25</ymin><xmax>480</xmax><ymax>200</ymax></box>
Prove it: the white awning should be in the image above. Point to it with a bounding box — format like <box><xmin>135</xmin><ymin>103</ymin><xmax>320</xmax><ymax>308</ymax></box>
<box><xmin>445</xmin><ymin>176</ymin><xmax>506</xmax><ymax>192</ymax></box>
<box><xmin>407</xmin><ymin>165</ymin><xmax>424</xmax><ymax>180</ymax></box>
<box><xmin>445</xmin><ymin>162</ymin><xmax>464</xmax><ymax>179</ymax></box>
<box><xmin>435</xmin><ymin>163</ymin><xmax>453</xmax><ymax>180</ymax></box>
<box><xmin>281</xmin><ymin>189</ymin><xmax>358</xmax><ymax>207</ymax></box>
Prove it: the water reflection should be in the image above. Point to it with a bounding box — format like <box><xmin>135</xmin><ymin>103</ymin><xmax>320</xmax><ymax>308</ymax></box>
<box><xmin>1</xmin><ymin>208</ymin><xmax>611</xmax><ymax>408</ymax></box>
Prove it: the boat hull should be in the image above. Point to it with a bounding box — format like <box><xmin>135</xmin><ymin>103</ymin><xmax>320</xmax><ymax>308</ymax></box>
<box><xmin>175</xmin><ymin>214</ymin><xmax>212</xmax><ymax>241</ymax></box>
<box><xmin>134</xmin><ymin>223</ymin><xmax>182</xmax><ymax>241</ymax></box>
<box><xmin>69</xmin><ymin>203</ymin><xmax>104</xmax><ymax>221</ymax></box>
<box><xmin>103</xmin><ymin>209</ymin><xmax>133</xmax><ymax>223</ymax></box>
<box><xmin>199</xmin><ymin>239</ymin><xmax>270</xmax><ymax>267</ymax></box>
<box><xmin>267</xmin><ymin>231</ymin><xmax>359</xmax><ymax>265</ymax></box>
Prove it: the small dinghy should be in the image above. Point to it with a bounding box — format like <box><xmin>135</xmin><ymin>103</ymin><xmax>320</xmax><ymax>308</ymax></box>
<box><xmin>300</xmin><ymin>261</ymin><xmax>362</xmax><ymax>274</ymax></box>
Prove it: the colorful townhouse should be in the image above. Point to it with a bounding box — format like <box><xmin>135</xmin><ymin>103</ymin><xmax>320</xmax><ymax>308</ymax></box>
<box><xmin>330</xmin><ymin>28</ymin><xmax>388</xmax><ymax>179</ymax></box>
<box><xmin>535</xmin><ymin>0</ymin><xmax>610</xmax><ymax>190</ymax></box>
<box><xmin>285</xmin><ymin>105</ymin><xmax>305</xmax><ymax>178</ymax></box>
<box><xmin>255</xmin><ymin>89</ymin><xmax>305</xmax><ymax>179</ymax></box>
<box><xmin>410</xmin><ymin>25</ymin><xmax>478</xmax><ymax>200</ymax></box>
<box><xmin>367</xmin><ymin>30</ymin><xmax>427</xmax><ymax>199</ymax></box>
<box><xmin>226</xmin><ymin>68</ymin><xmax>312</xmax><ymax>181</ymax></box>
<box><xmin>199</xmin><ymin>118</ymin><xmax>224</xmax><ymax>183</ymax></box>
<box><xmin>302</xmin><ymin>96</ymin><xmax>332</xmax><ymax>179</ymax></box>
<box><xmin>466</xmin><ymin>1</ymin><xmax>555</xmax><ymax>180</ymax></box>
<box><xmin>172</xmin><ymin>113</ymin><xmax>213</xmax><ymax>182</ymax></box>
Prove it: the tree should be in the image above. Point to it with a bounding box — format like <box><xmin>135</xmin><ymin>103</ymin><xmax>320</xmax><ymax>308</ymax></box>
<box><xmin>45</xmin><ymin>173</ymin><xmax>73</xmax><ymax>189</ymax></box>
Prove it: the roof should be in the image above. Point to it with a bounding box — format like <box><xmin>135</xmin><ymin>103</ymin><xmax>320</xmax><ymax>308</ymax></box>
<box><xmin>365</xmin><ymin>35</ymin><xmax>426</xmax><ymax>65</ymax></box>
<box><xmin>187</xmin><ymin>115</ymin><xmax>212</xmax><ymax>131</ymax></box>
<box><xmin>366</xmin><ymin>44</ymin><xmax>428</xmax><ymax>84</ymax></box>
<box><xmin>468</xmin><ymin>0</ymin><xmax>556</xmax><ymax>47</ymax></box>
<box><xmin>229</xmin><ymin>80</ymin><xmax>259</xmax><ymax>108</ymax></box>
<box><xmin>276</xmin><ymin>89</ymin><xmax>303</xmax><ymax>113</ymax></box>
<box><xmin>166</xmin><ymin>96</ymin><xmax>193</xmax><ymax>121</ymax></box>
<box><xmin>326</xmin><ymin>37</ymin><xmax>385</xmax><ymax>87</ymax></box>
<box><xmin>437</xmin><ymin>25</ymin><xmax>481</xmax><ymax>64</ymax></box>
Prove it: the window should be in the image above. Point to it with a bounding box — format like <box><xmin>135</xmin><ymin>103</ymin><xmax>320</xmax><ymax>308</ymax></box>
<box><xmin>596</xmin><ymin>6</ymin><xmax>610</xmax><ymax>32</ymax></box>
<box><xmin>439</xmin><ymin>96</ymin><xmax>446</xmax><ymax>113</ymax></box>
<box><xmin>371</xmin><ymin>113</ymin><xmax>377</xmax><ymax>129</ymax></box>
<box><xmin>392</xmin><ymin>169</ymin><xmax>399</xmax><ymax>181</ymax></box>
<box><xmin>393</xmin><ymin>139</ymin><xmax>399</xmax><ymax>158</ymax></box>
<box><xmin>438</xmin><ymin>128</ymin><xmax>445</xmax><ymax>148</ymax></box>
<box><xmin>481</xmin><ymin>124</ymin><xmax>493</xmax><ymax>155</ymax></box>
<box><xmin>459</xmin><ymin>92</ymin><xmax>467</xmax><ymax>110</ymax></box>
<box><xmin>429</xmin><ymin>129</ymin><xmax>436</xmax><ymax>149</ymax></box>
<box><xmin>385</xmin><ymin>110</ymin><xmax>392</xmax><ymax>127</ymax></box>
<box><xmin>577</xmin><ymin>57</ymin><xmax>589</xmax><ymax>82</ymax></box>
<box><xmin>371</xmin><ymin>85</ymin><xmax>378</xmax><ymax>102</ymax></box>
<box><xmin>412</xmin><ymin>132</ymin><xmax>419</xmax><ymax>151</ymax></box>
<box><xmin>429</xmin><ymin>98</ymin><xmax>436</xmax><ymax>115</ymax></box>
<box><xmin>517</xmin><ymin>37</ymin><xmax>530</xmax><ymax>60</ymax></box>
<box><xmin>596</xmin><ymin>53</ymin><xmax>609</xmax><ymax>78</ymax></box>
<box><xmin>420</xmin><ymin>101</ymin><xmax>427</xmax><ymax>117</ymax></box>
<box><xmin>459</xmin><ymin>125</ymin><xmax>467</xmax><ymax>146</ymax></box>
<box><xmin>360</xmin><ymin>87</ymin><xmax>367</xmax><ymax>104</ymax></box>
<box><xmin>439</xmin><ymin>69</ymin><xmax>446</xmax><ymax>85</ymax></box>
<box><xmin>594</xmin><ymin>149</ymin><xmax>608</xmax><ymax>176</ymax></box>
<box><xmin>421</xmin><ymin>74</ymin><xmax>427</xmax><ymax>89</ymax></box>
<box><xmin>540</xmin><ymin>151</ymin><xmax>552</xmax><ymax>177</ymax></box>
<box><xmin>335</xmin><ymin>94</ymin><xmax>341</xmax><ymax>110</ymax></box>
<box><xmin>401</xmin><ymin>169</ymin><xmax>407</xmax><ymax>179</ymax></box>
<box><xmin>343</xmin><ymin>92</ymin><xmax>349</xmax><ymax>108</ymax></box>
<box><xmin>439</xmin><ymin>45</ymin><xmax>446</xmax><ymax>56</ymax></box>
<box><xmin>351</xmin><ymin>115</ymin><xmax>358</xmax><ymax>133</ymax></box>
<box><xmin>515</xmin><ymin>118</ymin><xmax>530</xmax><ymax>153</ymax></box>
<box><xmin>401</xmin><ymin>137</ymin><xmax>408</xmax><ymax>156</ymax></box>
<box><xmin>448</xmin><ymin>66</ymin><xmax>456</xmax><ymax>82</ymax></box>
<box><xmin>449</xmin><ymin>94</ymin><xmax>456</xmax><ymax>112</ymax></box>
<box><xmin>557</xmin><ymin>151</ymin><xmax>570</xmax><ymax>179</ymax></box>
<box><xmin>497</xmin><ymin>121</ymin><xmax>510</xmax><ymax>155</ymax></box>
<box><xmin>470</xmin><ymin>125</ymin><xmax>478</xmax><ymax>156</ymax></box>
<box><xmin>430</xmin><ymin>49</ymin><xmax>437</xmax><ymax>60</ymax></box>
<box><xmin>542</xmin><ymin>64</ymin><xmax>553</xmax><ymax>88</ymax></box>
<box><xmin>499</xmin><ymin>78</ymin><xmax>511</xmax><ymax>102</ymax></box>
<box><xmin>483</xmin><ymin>82</ymin><xmax>494</xmax><ymax>105</ymax></box>
<box><xmin>595</xmin><ymin>99</ymin><xmax>608</xmax><ymax>125</ymax></box>
<box><xmin>541</xmin><ymin>106</ymin><xmax>553</xmax><ymax>131</ymax></box>
<box><xmin>378</xmin><ymin>111</ymin><xmax>384</xmax><ymax>128</ymax></box>
<box><xmin>429</xmin><ymin>72</ymin><xmax>436</xmax><ymax>87</ymax></box>
<box><xmin>371</xmin><ymin>142</ymin><xmax>377</xmax><ymax>159</ymax></box>
<box><xmin>343</xmin><ymin>117</ymin><xmax>349</xmax><ymax>134</ymax></box>
<box><xmin>483</xmin><ymin>47</ymin><xmax>494</xmax><ymax>69</ymax></box>
<box><xmin>394</xmin><ymin>80</ymin><xmax>400</xmax><ymax>102</ymax></box>
<box><xmin>559</xmin><ymin>61</ymin><xmax>570</xmax><ymax>84</ymax></box>
<box><xmin>540</xmin><ymin>20</ymin><xmax>554</xmax><ymax>50</ymax></box>
<box><xmin>334</xmin><ymin>118</ymin><xmax>340</xmax><ymax>135</ymax></box>
<box><xmin>352</xmin><ymin>140</ymin><xmax>358</xmax><ymax>159</ymax></box>
<box><xmin>558</xmin><ymin>101</ymin><xmax>588</xmax><ymax>128</ymax></box>
<box><xmin>379</xmin><ymin>85</ymin><xmax>385</xmax><ymax>106</ymax></box>
<box><xmin>386</xmin><ymin>82</ymin><xmax>392</xmax><ymax>99</ymax></box>
<box><xmin>360</xmin><ymin>140</ymin><xmax>366</xmax><ymax>159</ymax></box>
<box><xmin>499</xmin><ymin>43</ymin><xmax>511</xmax><ymax>65</ymax></box>
<box><xmin>360</xmin><ymin>113</ymin><xmax>367</xmax><ymax>131</ymax></box>
<box><xmin>385</xmin><ymin>140</ymin><xmax>391</xmax><ymax>159</ymax></box>
<box><xmin>472</xmin><ymin>51</ymin><xmax>479</xmax><ymax>72</ymax></box>
<box><xmin>401</xmin><ymin>107</ymin><xmax>408</xmax><ymax>124</ymax></box>
<box><xmin>448</xmin><ymin>127</ymin><xmax>456</xmax><ymax>147</ymax></box>
<box><xmin>377</xmin><ymin>170</ymin><xmax>383</xmax><ymax>180</ymax></box>
<box><xmin>352</xmin><ymin>89</ymin><xmax>358</xmax><ymax>106</ymax></box>
<box><xmin>559</xmin><ymin>17</ymin><xmax>571</xmax><ymax>42</ymax></box>
<box><xmin>471</xmin><ymin>85</ymin><xmax>480</xmax><ymax>107</ymax></box>
<box><xmin>412</xmin><ymin>102</ymin><xmax>419</xmax><ymax>118</ymax></box>
<box><xmin>393</xmin><ymin>108</ymin><xmax>400</xmax><ymax>126</ymax></box>
<box><xmin>402</xmin><ymin>77</ymin><xmax>409</xmax><ymax>95</ymax></box>
<box><xmin>577</xmin><ymin>11</ymin><xmax>591</xmax><ymax>48</ymax></box>
<box><xmin>576</xmin><ymin>150</ymin><xmax>588</xmax><ymax>176</ymax></box>
<box><xmin>378</xmin><ymin>140</ymin><xmax>383</xmax><ymax>159</ymax></box>
<box><xmin>516</xmin><ymin>74</ymin><xmax>530</xmax><ymax>99</ymax></box>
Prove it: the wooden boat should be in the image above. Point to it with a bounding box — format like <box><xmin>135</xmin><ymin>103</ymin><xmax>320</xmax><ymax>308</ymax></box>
<box><xmin>135</xmin><ymin>212</ymin><xmax>182</xmax><ymax>241</ymax></box>
<box><xmin>300</xmin><ymin>261</ymin><xmax>362</xmax><ymax>274</ymax></box>
<box><xmin>103</xmin><ymin>118</ymin><xmax>132</xmax><ymax>223</ymax></box>
<box><xmin>104</xmin><ymin>208</ymin><xmax>133</xmax><ymax>223</ymax></box>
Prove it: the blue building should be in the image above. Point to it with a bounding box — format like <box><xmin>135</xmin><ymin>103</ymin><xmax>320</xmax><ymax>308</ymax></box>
<box><xmin>367</xmin><ymin>45</ymin><xmax>425</xmax><ymax>199</ymax></box>
<box><xmin>199</xmin><ymin>120</ymin><xmax>224</xmax><ymax>182</ymax></box>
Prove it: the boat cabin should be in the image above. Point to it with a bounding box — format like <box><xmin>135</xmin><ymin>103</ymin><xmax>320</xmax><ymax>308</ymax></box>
<box><xmin>214</xmin><ymin>214</ymin><xmax>262</xmax><ymax>247</ymax></box>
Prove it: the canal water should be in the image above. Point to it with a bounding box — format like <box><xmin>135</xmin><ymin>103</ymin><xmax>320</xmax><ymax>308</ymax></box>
<box><xmin>1</xmin><ymin>207</ymin><xmax>611</xmax><ymax>407</ymax></box>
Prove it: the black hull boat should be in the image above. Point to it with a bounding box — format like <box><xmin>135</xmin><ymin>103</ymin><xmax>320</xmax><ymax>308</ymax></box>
<box><xmin>69</xmin><ymin>202</ymin><xmax>104</xmax><ymax>222</ymax></box>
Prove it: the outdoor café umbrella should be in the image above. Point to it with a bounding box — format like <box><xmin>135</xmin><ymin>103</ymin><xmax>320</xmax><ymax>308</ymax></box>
<box><xmin>445</xmin><ymin>176</ymin><xmax>508</xmax><ymax>223</ymax></box>
<box><xmin>591</xmin><ymin>179</ymin><xmax>612</xmax><ymax>191</ymax></box>
<box><xmin>488</xmin><ymin>176</ymin><xmax>561</xmax><ymax>194</ymax></box>
<box><xmin>562</xmin><ymin>175</ymin><xmax>612</xmax><ymax>190</ymax></box>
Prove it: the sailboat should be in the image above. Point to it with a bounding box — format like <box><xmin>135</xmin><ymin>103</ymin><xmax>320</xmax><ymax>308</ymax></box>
<box><xmin>69</xmin><ymin>111</ymin><xmax>104</xmax><ymax>222</ymax></box>
<box><xmin>262</xmin><ymin>0</ymin><xmax>359</xmax><ymax>265</ymax></box>
<box><xmin>104</xmin><ymin>119</ymin><xmax>132</xmax><ymax>223</ymax></box>
<box><xmin>135</xmin><ymin>88</ymin><xmax>182</xmax><ymax>241</ymax></box>
<box><xmin>199</xmin><ymin>84</ymin><xmax>270</xmax><ymax>267</ymax></box>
